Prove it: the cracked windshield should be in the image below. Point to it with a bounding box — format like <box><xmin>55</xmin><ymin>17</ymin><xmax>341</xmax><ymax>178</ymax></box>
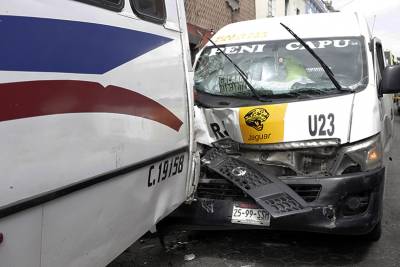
<box><xmin>194</xmin><ymin>38</ymin><xmax>366</xmax><ymax>97</ymax></box>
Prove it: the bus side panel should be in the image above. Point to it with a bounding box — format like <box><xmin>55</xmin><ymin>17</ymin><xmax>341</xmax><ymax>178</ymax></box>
<box><xmin>41</xmin><ymin>153</ymin><xmax>189</xmax><ymax>267</ymax></box>
<box><xmin>0</xmin><ymin>208</ymin><xmax>42</xmax><ymax>267</ymax></box>
<box><xmin>0</xmin><ymin>1</ymin><xmax>189</xmax><ymax>208</ymax></box>
<box><xmin>0</xmin><ymin>1</ymin><xmax>191</xmax><ymax>266</ymax></box>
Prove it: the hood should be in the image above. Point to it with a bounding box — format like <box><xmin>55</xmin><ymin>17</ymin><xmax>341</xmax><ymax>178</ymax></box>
<box><xmin>195</xmin><ymin>94</ymin><xmax>356</xmax><ymax>146</ymax></box>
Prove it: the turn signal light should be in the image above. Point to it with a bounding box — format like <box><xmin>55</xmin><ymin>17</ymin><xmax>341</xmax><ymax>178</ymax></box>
<box><xmin>368</xmin><ymin>147</ymin><xmax>379</xmax><ymax>161</ymax></box>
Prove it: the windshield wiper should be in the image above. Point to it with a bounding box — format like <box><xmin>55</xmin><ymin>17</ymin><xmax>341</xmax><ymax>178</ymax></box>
<box><xmin>280</xmin><ymin>23</ymin><xmax>349</xmax><ymax>92</ymax></box>
<box><xmin>295</xmin><ymin>88</ymin><xmax>332</xmax><ymax>95</ymax></box>
<box><xmin>298</xmin><ymin>87</ymin><xmax>353</xmax><ymax>95</ymax></box>
<box><xmin>201</xmin><ymin>34</ymin><xmax>266</xmax><ymax>102</ymax></box>
<box><xmin>263</xmin><ymin>90</ymin><xmax>319</xmax><ymax>99</ymax></box>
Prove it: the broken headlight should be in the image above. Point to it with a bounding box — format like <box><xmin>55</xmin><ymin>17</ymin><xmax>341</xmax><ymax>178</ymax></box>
<box><xmin>212</xmin><ymin>139</ymin><xmax>239</xmax><ymax>154</ymax></box>
<box><xmin>336</xmin><ymin>135</ymin><xmax>382</xmax><ymax>173</ymax></box>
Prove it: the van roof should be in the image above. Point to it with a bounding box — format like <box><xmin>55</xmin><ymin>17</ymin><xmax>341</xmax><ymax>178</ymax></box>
<box><xmin>210</xmin><ymin>12</ymin><xmax>370</xmax><ymax>45</ymax></box>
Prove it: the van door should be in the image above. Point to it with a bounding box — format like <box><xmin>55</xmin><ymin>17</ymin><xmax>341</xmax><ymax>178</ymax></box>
<box><xmin>373</xmin><ymin>38</ymin><xmax>393</xmax><ymax>150</ymax></box>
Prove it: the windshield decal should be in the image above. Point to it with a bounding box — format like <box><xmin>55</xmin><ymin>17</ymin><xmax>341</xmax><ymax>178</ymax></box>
<box><xmin>209</xmin><ymin>44</ymin><xmax>266</xmax><ymax>56</ymax></box>
<box><xmin>239</xmin><ymin>104</ymin><xmax>288</xmax><ymax>144</ymax></box>
<box><xmin>285</xmin><ymin>39</ymin><xmax>354</xmax><ymax>51</ymax></box>
<box><xmin>213</xmin><ymin>32</ymin><xmax>268</xmax><ymax>44</ymax></box>
<box><xmin>218</xmin><ymin>75</ymin><xmax>248</xmax><ymax>94</ymax></box>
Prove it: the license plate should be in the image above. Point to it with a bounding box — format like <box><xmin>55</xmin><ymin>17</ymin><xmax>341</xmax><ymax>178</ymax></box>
<box><xmin>231</xmin><ymin>203</ymin><xmax>270</xmax><ymax>226</ymax></box>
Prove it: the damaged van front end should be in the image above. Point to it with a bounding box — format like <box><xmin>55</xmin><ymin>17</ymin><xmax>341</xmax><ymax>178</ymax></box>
<box><xmin>171</xmin><ymin>114</ymin><xmax>385</xmax><ymax>237</ymax></box>
<box><xmin>167</xmin><ymin>100</ymin><xmax>385</xmax><ymax>239</ymax></box>
<box><xmin>164</xmin><ymin>13</ymin><xmax>395</xmax><ymax>241</ymax></box>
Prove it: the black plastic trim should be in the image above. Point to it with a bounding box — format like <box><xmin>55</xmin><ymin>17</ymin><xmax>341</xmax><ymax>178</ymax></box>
<box><xmin>74</xmin><ymin>0</ymin><xmax>125</xmax><ymax>12</ymax></box>
<box><xmin>164</xmin><ymin>167</ymin><xmax>385</xmax><ymax>235</ymax></box>
<box><xmin>130</xmin><ymin>0</ymin><xmax>166</xmax><ymax>24</ymax></box>
<box><xmin>0</xmin><ymin>146</ymin><xmax>189</xmax><ymax>219</ymax></box>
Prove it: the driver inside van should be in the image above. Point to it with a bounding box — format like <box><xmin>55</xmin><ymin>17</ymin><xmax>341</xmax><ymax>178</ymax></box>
<box><xmin>245</xmin><ymin>55</ymin><xmax>310</xmax><ymax>93</ymax></box>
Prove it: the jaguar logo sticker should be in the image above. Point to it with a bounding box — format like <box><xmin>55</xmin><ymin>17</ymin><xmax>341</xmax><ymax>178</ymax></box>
<box><xmin>244</xmin><ymin>108</ymin><xmax>270</xmax><ymax>131</ymax></box>
<box><xmin>239</xmin><ymin>104</ymin><xmax>287</xmax><ymax>144</ymax></box>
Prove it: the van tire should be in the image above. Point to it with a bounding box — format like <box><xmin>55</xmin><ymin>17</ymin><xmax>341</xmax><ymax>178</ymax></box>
<box><xmin>362</xmin><ymin>221</ymin><xmax>382</xmax><ymax>242</ymax></box>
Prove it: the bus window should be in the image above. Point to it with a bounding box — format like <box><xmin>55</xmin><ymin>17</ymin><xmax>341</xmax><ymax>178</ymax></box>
<box><xmin>130</xmin><ymin>0</ymin><xmax>166</xmax><ymax>23</ymax></box>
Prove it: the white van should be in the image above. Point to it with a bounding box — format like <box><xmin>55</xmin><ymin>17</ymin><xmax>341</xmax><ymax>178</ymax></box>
<box><xmin>168</xmin><ymin>12</ymin><xmax>400</xmax><ymax>240</ymax></box>
<box><xmin>0</xmin><ymin>1</ymin><xmax>197</xmax><ymax>266</ymax></box>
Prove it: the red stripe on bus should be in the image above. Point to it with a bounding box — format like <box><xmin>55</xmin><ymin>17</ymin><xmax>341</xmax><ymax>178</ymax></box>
<box><xmin>0</xmin><ymin>80</ymin><xmax>183</xmax><ymax>131</ymax></box>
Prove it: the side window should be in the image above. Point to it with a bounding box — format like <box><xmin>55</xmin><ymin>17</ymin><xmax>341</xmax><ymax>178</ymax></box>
<box><xmin>130</xmin><ymin>0</ymin><xmax>166</xmax><ymax>24</ymax></box>
<box><xmin>74</xmin><ymin>0</ymin><xmax>124</xmax><ymax>11</ymax></box>
<box><xmin>375</xmin><ymin>42</ymin><xmax>385</xmax><ymax>82</ymax></box>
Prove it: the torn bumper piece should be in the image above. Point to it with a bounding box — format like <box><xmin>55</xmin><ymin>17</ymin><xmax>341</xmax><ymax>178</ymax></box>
<box><xmin>164</xmin><ymin>149</ymin><xmax>385</xmax><ymax>235</ymax></box>
<box><xmin>201</xmin><ymin>149</ymin><xmax>311</xmax><ymax>218</ymax></box>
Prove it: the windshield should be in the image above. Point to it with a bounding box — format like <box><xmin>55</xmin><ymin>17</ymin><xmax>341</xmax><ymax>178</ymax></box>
<box><xmin>194</xmin><ymin>37</ymin><xmax>367</xmax><ymax>97</ymax></box>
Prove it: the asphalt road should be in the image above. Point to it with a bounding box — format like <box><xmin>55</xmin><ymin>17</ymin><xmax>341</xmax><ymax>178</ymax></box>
<box><xmin>109</xmin><ymin>116</ymin><xmax>400</xmax><ymax>267</ymax></box>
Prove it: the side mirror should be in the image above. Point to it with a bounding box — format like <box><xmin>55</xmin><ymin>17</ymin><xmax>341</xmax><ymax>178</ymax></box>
<box><xmin>380</xmin><ymin>65</ymin><xmax>400</xmax><ymax>94</ymax></box>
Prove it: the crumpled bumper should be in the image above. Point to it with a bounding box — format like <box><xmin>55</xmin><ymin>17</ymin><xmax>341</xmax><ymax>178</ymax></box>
<box><xmin>163</xmin><ymin>167</ymin><xmax>385</xmax><ymax>235</ymax></box>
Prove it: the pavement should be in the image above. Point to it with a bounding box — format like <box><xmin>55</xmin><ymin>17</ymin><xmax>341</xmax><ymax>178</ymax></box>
<box><xmin>109</xmin><ymin>115</ymin><xmax>400</xmax><ymax>267</ymax></box>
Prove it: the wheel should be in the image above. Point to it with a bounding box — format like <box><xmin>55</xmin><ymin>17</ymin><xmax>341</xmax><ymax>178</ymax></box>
<box><xmin>362</xmin><ymin>221</ymin><xmax>382</xmax><ymax>242</ymax></box>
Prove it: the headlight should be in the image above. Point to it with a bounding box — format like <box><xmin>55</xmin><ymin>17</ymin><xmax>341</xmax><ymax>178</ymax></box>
<box><xmin>337</xmin><ymin>135</ymin><xmax>383</xmax><ymax>173</ymax></box>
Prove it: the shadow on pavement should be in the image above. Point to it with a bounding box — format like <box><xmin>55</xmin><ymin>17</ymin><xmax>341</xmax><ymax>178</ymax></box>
<box><xmin>109</xmin><ymin>229</ymin><xmax>374</xmax><ymax>267</ymax></box>
<box><xmin>166</xmin><ymin>229</ymin><xmax>373</xmax><ymax>266</ymax></box>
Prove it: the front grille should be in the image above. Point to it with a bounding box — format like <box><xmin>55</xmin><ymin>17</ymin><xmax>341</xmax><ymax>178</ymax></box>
<box><xmin>288</xmin><ymin>184</ymin><xmax>322</xmax><ymax>202</ymax></box>
<box><xmin>196</xmin><ymin>179</ymin><xmax>322</xmax><ymax>203</ymax></box>
<box><xmin>260</xmin><ymin>193</ymin><xmax>303</xmax><ymax>213</ymax></box>
<box><xmin>196</xmin><ymin>180</ymin><xmax>246</xmax><ymax>200</ymax></box>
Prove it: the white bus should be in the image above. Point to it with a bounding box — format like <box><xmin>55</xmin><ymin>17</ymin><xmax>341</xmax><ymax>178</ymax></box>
<box><xmin>0</xmin><ymin>1</ymin><xmax>197</xmax><ymax>266</ymax></box>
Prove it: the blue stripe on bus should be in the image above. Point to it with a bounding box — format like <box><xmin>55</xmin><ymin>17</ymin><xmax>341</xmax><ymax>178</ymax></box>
<box><xmin>0</xmin><ymin>15</ymin><xmax>172</xmax><ymax>74</ymax></box>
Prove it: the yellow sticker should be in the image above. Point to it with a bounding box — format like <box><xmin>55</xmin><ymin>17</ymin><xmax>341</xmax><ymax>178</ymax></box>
<box><xmin>239</xmin><ymin>104</ymin><xmax>288</xmax><ymax>144</ymax></box>
<box><xmin>213</xmin><ymin>32</ymin><xmax>268</xmax><ymax>44</ymax></box>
